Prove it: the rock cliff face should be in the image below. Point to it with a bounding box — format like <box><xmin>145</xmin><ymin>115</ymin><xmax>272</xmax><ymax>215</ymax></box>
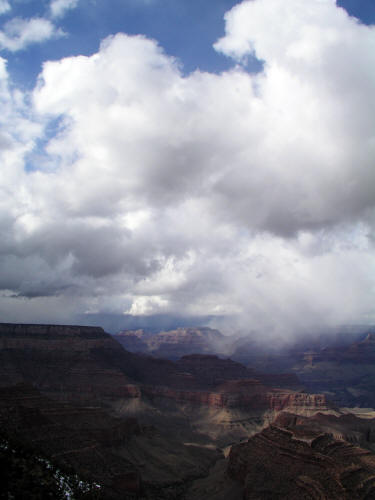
<box><xmin>186</xmin><ymin>410</ymin><xmax>375</xmax><ymax>500</ymax></box>
<box><xmin>228</xmin><ymin>425</ymin><xmax>375</xmax><ymax>499</ymax></box>
<box><xmin>0</xmin><ymin>323</ymin><xmax>140</xmax><ymax>404</ymax></box>
<box><xmin>274</xmin><ymin>411</ymin><xmax>375</xmax><ymax>452</ymax></box>
<box><xmin>142</xmin><ymin>382</ymin><xmax>330</xmax><ymax>414</ymax></box>
<box><xmin>114</xmin><ymin>327</ymin><xmax>226</xmax><ymax>359</ymax></box>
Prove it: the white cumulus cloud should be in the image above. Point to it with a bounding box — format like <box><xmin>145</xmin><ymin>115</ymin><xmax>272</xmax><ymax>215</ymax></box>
<box><xmin>0</xmin><ymin>0</ymin><xmax>375</xmax><ymax>339</ymax></box>
<box><xmin>0</xmin><ymin>0</ymin><xmax>10</xmax><ymax>15</ymax></box>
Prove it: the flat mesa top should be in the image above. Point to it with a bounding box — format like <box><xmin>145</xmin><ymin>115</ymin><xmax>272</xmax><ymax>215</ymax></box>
<box><xmin>0</xmin><ymin>323</ymin><xmax>107</xmax><ymax>339</ymax></box>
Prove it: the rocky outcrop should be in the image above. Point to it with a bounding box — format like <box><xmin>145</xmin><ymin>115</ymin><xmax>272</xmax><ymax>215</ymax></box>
<box><xmin>274</xmin><ymin>411</ymin><xmax>375</xmax><ymax>452</ymax></box>
<box><xmin>185</xmin><ymin>411</ymin><xmax>375</xmax><ymax>499</ymax></box>
<box><xmin>266</xmin><ymin>390</ymin><xmax>330</xmax><ymax>414</ymax></box>
<box><xmin>228</xmin><ymin>424</ymin><xmax>375</xmax><ymax>499</ymax></box>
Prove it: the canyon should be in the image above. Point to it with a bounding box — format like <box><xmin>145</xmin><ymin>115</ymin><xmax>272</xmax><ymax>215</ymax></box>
<box><xmin>238</xmin><ymin>330</ymin><xmax>375</xmax><ymax>408</ymax></box>
<box><xmin>2</xmin><ymin>322</ymin><xmax>375</xmax><ymax>498</ymax></box>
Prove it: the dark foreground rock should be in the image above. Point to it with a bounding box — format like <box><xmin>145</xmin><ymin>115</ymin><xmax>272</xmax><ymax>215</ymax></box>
<box><xmin>0</xmin><ymin>384</ymin><xmax>142</xmax><ymax>499</ymax></box>
<box><xmin>0</xmin><ymin>384</ymin><xmax>221</xmax><ymax>499</ymax></box>
<box><xmin>228</xmin><ymin>424</ymin><xmax>375</xmax><ymax>499</ymax></box>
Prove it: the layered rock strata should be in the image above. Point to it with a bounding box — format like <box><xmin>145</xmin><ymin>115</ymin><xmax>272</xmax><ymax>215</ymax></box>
<box><xmin>1</xmin><ymin>322</ymin><xmax>361</xmax><ymax>499</ymax></box>
<box><xmin>142</xmin><ymin>382</ymin><xmax>330</xmax><ymax>414</ymax></box>
<box><xmin>0</xmin><ymin>323</ymin><xmax>330</xmax><ymax>423</ymax></box>
<box><xmin>228</xmin><ymin>425</ymin><xmax>375</xmax><ymax>499</ymax></box>
<box><xmin>275</xmin><ymin>411</ymin><xmax>375</xmax><ymax>452</ymax></box>
<box><xmin>0</xmin><ymin>323</ymin><xmax>140</xmax><ymax>404</ymax></box>
<box><xmin>0</xmin><ymin>383</ymin><xmax>221</xmax><ymax>499</ymax></box>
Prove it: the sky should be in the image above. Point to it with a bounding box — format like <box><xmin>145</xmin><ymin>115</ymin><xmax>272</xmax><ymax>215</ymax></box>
<box><xmin>0</xmin><ymin>0</ymin><xmax>375</xmax><ymax>339</ymax></box>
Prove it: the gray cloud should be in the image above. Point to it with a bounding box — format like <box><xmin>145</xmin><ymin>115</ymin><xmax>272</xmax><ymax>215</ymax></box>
<box><xmin>0</xmin><ymin>0</ymin><xmax>375</xmax><ymax>340</ymax></box>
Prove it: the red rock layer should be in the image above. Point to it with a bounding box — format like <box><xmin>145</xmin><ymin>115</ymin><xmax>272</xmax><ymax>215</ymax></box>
<box><xmin>275</xmin><ymin>411</ymin><xmax>375</xmax><ymax>450</ymax></box>
<box><xmin>228</xmin><ymin>425</ymin><xmax>375</xmax><ymax>499</ymax></box>
<box><xmin>0</xmin><ymin>323</ymin><xmax>326</xmax><ymax>416</ymax></box>
<box><xmin>141</xmin><ymin>383</ymin><xmax>330</xmax><ymax>413</ymax></box>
